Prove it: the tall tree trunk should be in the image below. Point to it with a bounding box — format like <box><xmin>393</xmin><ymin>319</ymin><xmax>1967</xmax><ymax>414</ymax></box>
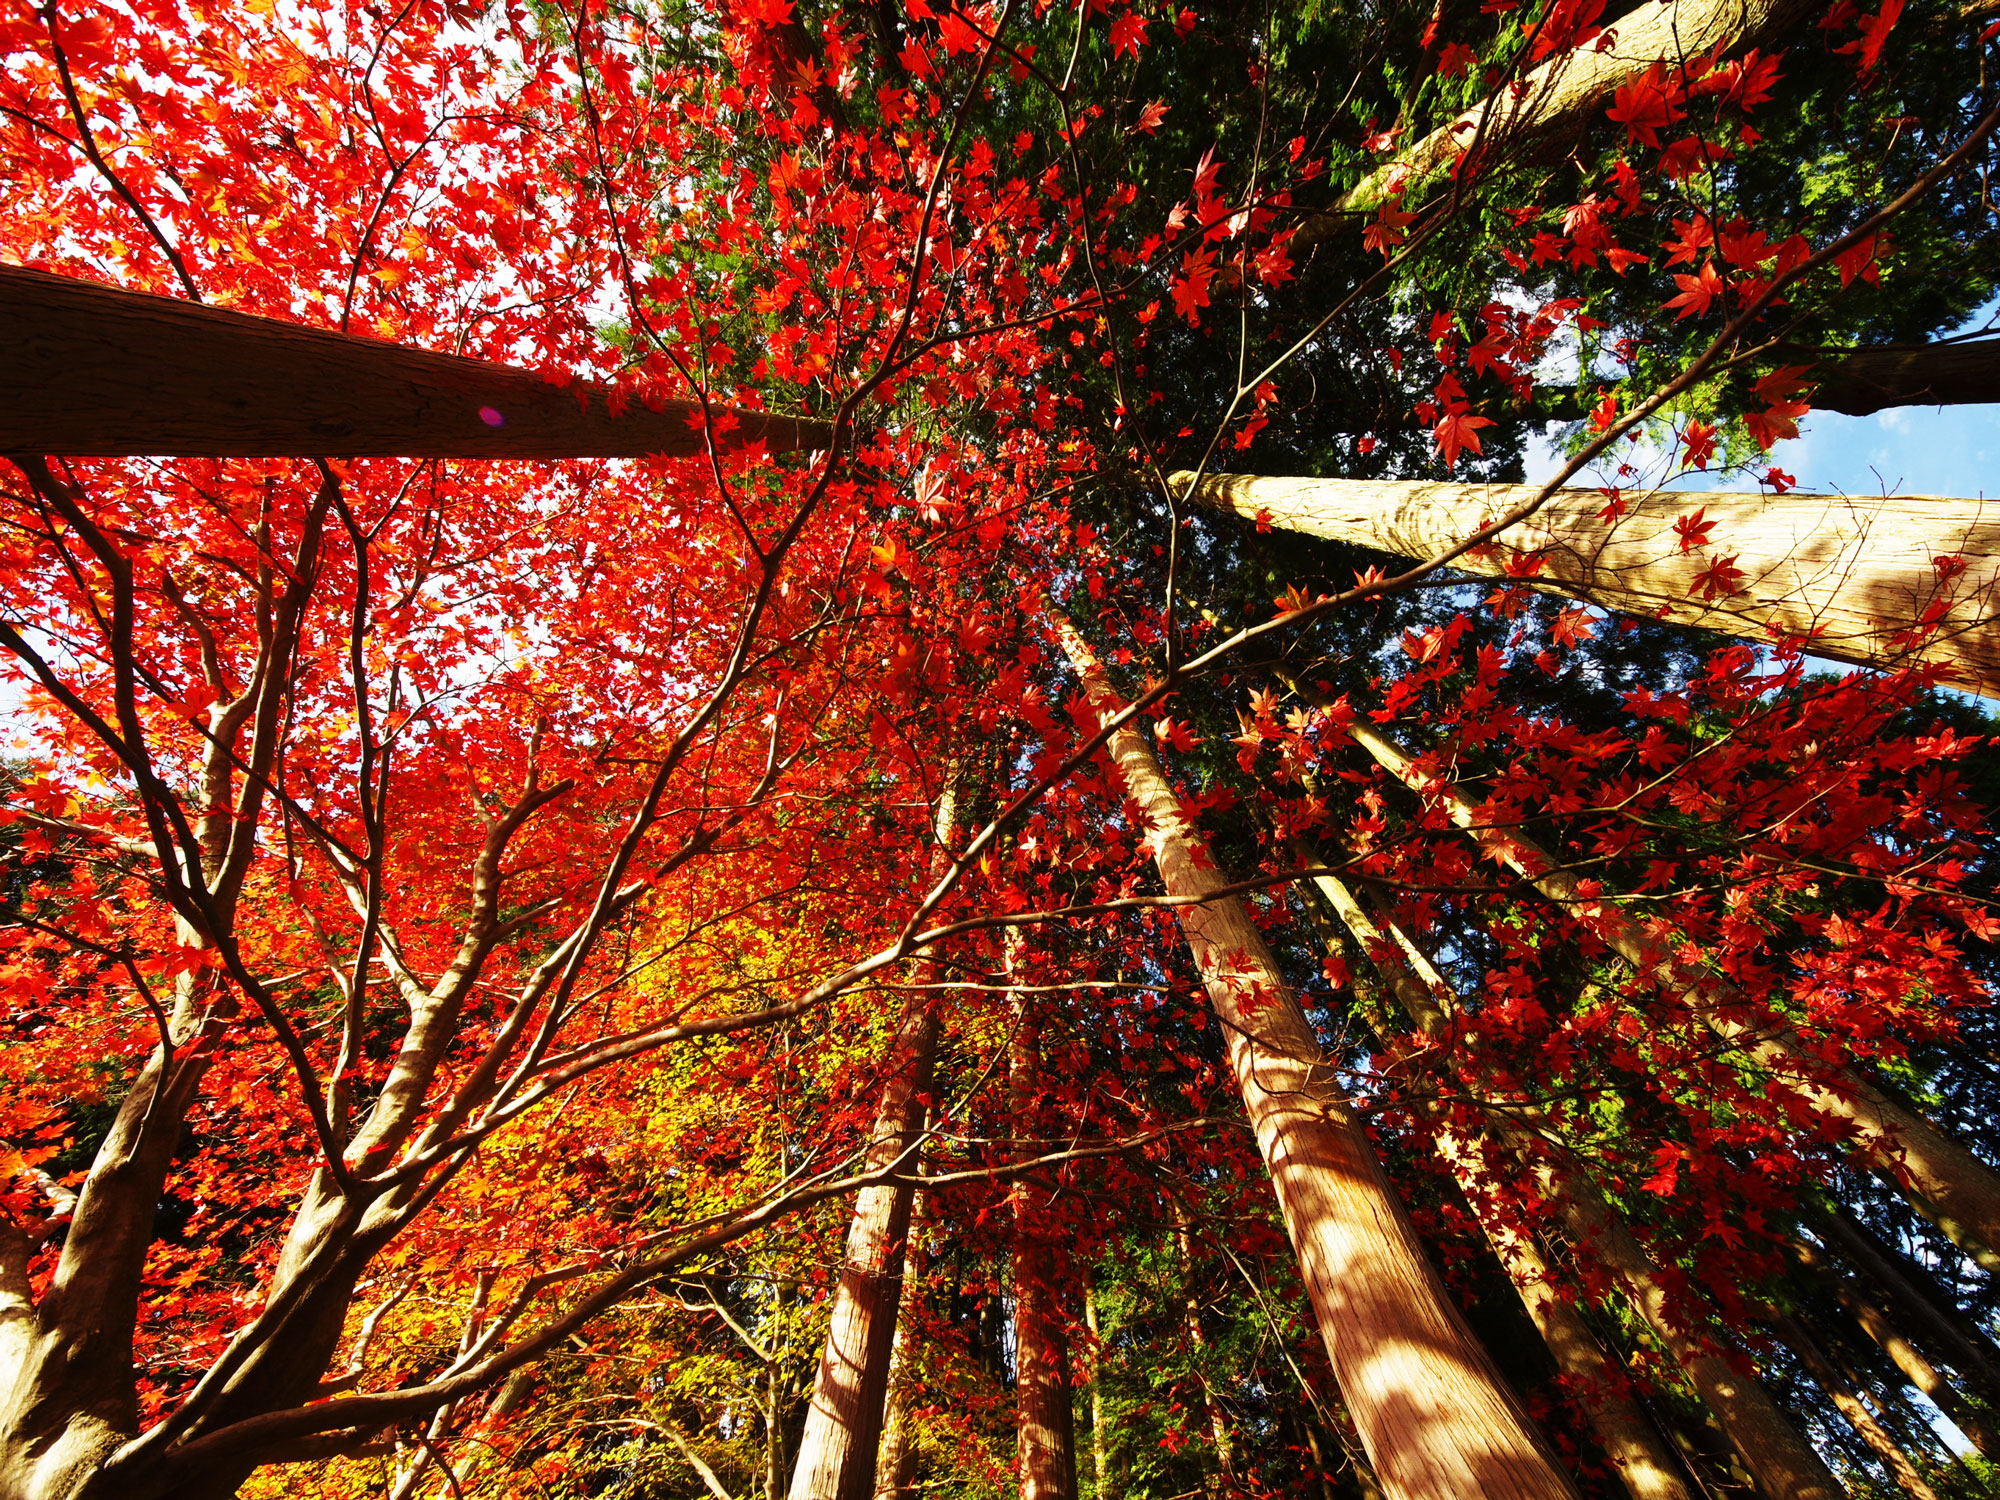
<box><xmin>1811</xmin><ymin>1207</ymin><xmax>2000</xmax><ymax>1408</ymax></box>
<box><xmin>1011</xmin><ymin>990</ymin><xmax>1078</xmax><ymax>1500</ymax></box>
<box><xmin>2</xmin><ymin>263</ymin><xmax>832</xmax><ymax>459</ymax></box>
<box><xmin>1283</xmin><ymin>0</ymin><xmax>1818</xmax><ymax>233</ymax></box>
<box><xmin>1056</xmin><ymin>617</ymin><xmax>1578</xmax><ymax>1500</ymax></box>
<box><xmin>1791</xmin><ymin>338</ymin><xmax>2000</xmax><ymax>416</ymax></box>
<box><xmin>1302</xmin><ymin>857</ymin><xmax>1807</xmax><ymax>1500</ymax></box>
<box><xmin>1770</xmin><ymin>1314</ymin><xmax>1941</xmax><ymax>1500</ymax></box>
<box><xmin>1167</xmin><ymin>1205</ymin><xmax>1240</xmax><ymax>1494</ymax></box>
<box><xmin>789</xmin><ymin>779</ymin><xmax>963</xmax><ymax>1500</ymax></box>
<box><xmin>1082</xmin><ymin>1281</ymin><xmax>1114</xmax><ymax>1500</ymax></box>
<box><xmin>1790</xmin><ymin>1235</ymin><xmax>2000</xmax><ymax>1459</ymax></box>
<box><xmin>873</xmin><ymin>1195</ymin><xmax>927</xmax><ymax>1500</ymax></box>
<box><xmin>1340</xmin><ymin>717</ymin><xmax>2000</xmax><ymax>1273</ymax></box>
<box><xmin>1183</xmin><ymin>470</ymin><xmax>2000</xmax><ymax>700</ymax></box>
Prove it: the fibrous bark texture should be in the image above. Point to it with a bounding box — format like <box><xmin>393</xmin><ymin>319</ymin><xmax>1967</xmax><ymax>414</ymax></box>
<box><xmin>1325</xmin><ymin>0</ymin><xmax>1816</xmax><ymax>219</ymax></box>
<box><xmin>788</xmin><ymin>783</ymin><xmax>961</xmax><ymax>1500</ymax></box>
<box><xmin>2</xmin><ymin>263</ymin><xmax>832</xmax><ymax>459</ymax></box>
<box><xmin>1805</xmin><ymin>338</ymin><xmax>2000</xmax><ymax>416</ymax></box>
<box><xmin>1010</xmin><ymin>1006</ymin><xmax>1077</xmax><ymax>1500</ymax></box>
<box><xmin>1057</xmin><ymin>618</ymin><xmax>1577</xmax><ymax>1500</ymax></box>
<box><xmin>1302</xmin><ymin>870</ymin><xmax>1694</xmax><ymax>1500</ymax></box>
<box><xmin>1180</xmin><ymin>471</ymin><xmax>2000</xmax><ymax>700</ymax></box>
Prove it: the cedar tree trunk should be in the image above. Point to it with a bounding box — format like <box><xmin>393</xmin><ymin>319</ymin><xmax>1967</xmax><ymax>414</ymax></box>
<box><xmin>1010</xmin><ymin>999</ymin><xmax>1078</xmax><ymax>1500</ymax></box>
<box><xmin>1302</xmin><ymin>869</ymin><xmax>1695</xmax><ymax>1500</ymax></box>
<box><xmin>1056</xmin><ymin>617</ymin><xmax>1578</xmax><ymax>1500</ymax></box>
<box><xmin>789</xmin><ymin>780</ymin><xmax>962</xmax><ymax>1500</ymax></box>
<box><xmin>1</xmin><ymin>264</ymin><xmax>831</xmax><ymax>459</ymax></box>
<box><xmin>1770</xmin><ymin>1314</ymin><xmax>1941</xmax><ymax>1500</ymax></box>
<box><xmin>1790</xmin><ymin>1235</ymin><xmax>2000</xmax><ymax>1459</ymax></box>
<box><xmin>1181</xmin><ymin>471</ymin><xmax>2000</xmax><ymax>700</ymax></box>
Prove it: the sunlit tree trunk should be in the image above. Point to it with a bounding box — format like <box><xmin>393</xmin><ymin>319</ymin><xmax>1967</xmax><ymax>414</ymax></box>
<box><xmin>1299</xmin><ymin>861</ymin><xmax>1703</xmax><ymax>1500</ymax></box>
<box><xmin>1010</xmin><ymin>989</ymin><xmax>1077</xmax><ymax>1500</ymax></box>
<box><xmin>1184</xmin><ymin>471</ymin><xmax>2000</xmax><ymax>699</ymax></box>
<box><xmin>1771</xmin><ymin>1314</ymin><xmax>1941</xmax><ymax>1500</ymax></box>
<box><xmin>1326</xmin><ymin>0</ymin><xmax>1818</xmax><ymax>217</ymax></box>
<box><xmin>1302</xmin><ymin>854</ymin><xmax>1842</xmax><ymax>1500</ymax></box>
<box><xmin>1812</xmin><ymin>1207</ymin><xmax>2000</xmax><ymax>1408</ymax></box>
<box><xmin>790</xmin><ymin>780</ymin><xmax>963</xmax><ymax>1500</ymax></box>
<box><xmin>1056</xmin><ymin>617</ymin><xmax>1577</xmax><ymax>1500</ymax></box>
<box><xmin>1341</xmin><ymin>718</ymin><xmax>2000</xmax><ymax>1273</ymax></box>
<box><xmin>1791</xmin><ymin>1235</ymin><xmax>2000</xmax><ymax>1459</ymax></box>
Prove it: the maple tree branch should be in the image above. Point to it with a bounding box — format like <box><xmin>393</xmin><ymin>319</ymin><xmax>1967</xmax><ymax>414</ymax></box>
<box><xmin>34</xmin><ymin>0</ymin><xmax>199</xmax><ymax>299</ymax></box>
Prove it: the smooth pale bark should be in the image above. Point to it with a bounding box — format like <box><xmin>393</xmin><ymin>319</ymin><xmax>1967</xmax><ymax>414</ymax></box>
<box><xmin>1790</xmin><ymin>1235</ymin><xmax>2000</xmax><ymax>1459</ymax></box>
<box><xmin>1181</xmin><ymin>471</ymin><xmax>2000</xmax><ymax>699</ymax></box>
<box><xmin>1057</xmin><ymin>619</ymin><xmax>1577</xmax><ymax>1500</ymax></box>
<box><xmin>1811</xmin><ymin>1208</ymin><xmax>2000</xmax><ymax>1409</ymax></box>
<box><xmin>2</xmin><ymin>263</ymin><xmax>832</xmax><ymax>459</ymax></box>
<box><xmin>1343</xmin><ymin>718</ymin><xmax>2000</xmax><ymax>1274</ymax></box>
<box><xmin>790</xmin><ymin>783</ymin><xmax>961</xmax><ymax>1500</ymax></box>
<box><xmin>1306</xmin><ymin>863</ymin><xmax>1795</xmax><ymax>1500</ymax></box>
<box><xmin>1771</xmin><ymin>1315</ymin><xmax>1941</xmax><ymax>1500</ymax></box>
<box><xmin>1010</xmin><ymin>998</ymin><xmax>1077</xmax><ymax>1500</ymax></box>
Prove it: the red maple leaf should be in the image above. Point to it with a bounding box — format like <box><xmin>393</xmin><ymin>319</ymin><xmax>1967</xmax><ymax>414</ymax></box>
<box><xmin>1108</xmin><ymin>9</ymin><xmax>1148</xmax><ymax>59</ymax></box>
<box><xmin>1432</xmin><ymin>409</ymin><xmax>1495</xmax><ymax>467</ymax></box>
<box><xmin>1673</xmin><ymin>508</ymin><xmax>1716</xmax><ymax>553</ymax></box>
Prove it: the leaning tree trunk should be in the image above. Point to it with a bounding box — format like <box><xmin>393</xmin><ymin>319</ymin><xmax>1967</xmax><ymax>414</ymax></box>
<box><xmin>1296</xmin><ymin>0</ymin><xmax>1817</xmax><ymax>229</ymax></box>
<box><xmin>1790</xmin><ymin>1234</ymin><xmax>2000</xmax><ymax>1459</ymax></box>
<box><xmin>1810</xmin><ymin>1207</ymin><xmax>2000</xmax><ymax>1409</ymax></box>
<box><xmin>1770</xmin><ymin>1314</ymin><xmax>1941</xmax><ymax>1500</ymax></box>
<box><xmin>1056</xmin><ymin>617</ymin><xmax>1578</xmax><ymax>1500</ymax></box>
<box><xmin>1341</xmin><ymin>717</ymin><xmax>2000</xmax><ymax>1274</ymax></box>
<box><xmin>1304</xmin><ymin>858</ymin><xmax>1837</xmax><ymax>1500</ymax></box>
<box><xmin>789</xmin><ymin>780</ymin><xmax>962</xmax><ymax>1500</ymax></box>
<box><xmin>1299</xmin><ymin>872</ymin><xmax>1694</xmax><ymax>1500</ymax></box>
<box><xmin>1009</xmin><ymin>989</ymin><xmax>1078</xmax><ymax>1500</ymax></box>
<box><xmin>1</xmin><ymin>263</ymin><xmax>832</xmax><ymax>459</ymax></box>
<box><xmin>1180</xmin><ymin>471</ymin><xmax>2000</xmax><ymax>700</ymax></box>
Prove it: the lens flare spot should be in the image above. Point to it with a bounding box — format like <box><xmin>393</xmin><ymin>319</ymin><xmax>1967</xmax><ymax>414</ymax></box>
<box><xmin>478</xmin><ymin>406</ymin><xmax>505</xmax><ymax>427</ymax></box>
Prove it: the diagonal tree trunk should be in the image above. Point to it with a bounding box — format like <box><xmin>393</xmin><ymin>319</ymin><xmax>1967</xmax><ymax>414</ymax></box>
<box><xmin>1340</xmin><ymin>716</ymin><xmax>2000</xmax><ymax>1274</ymax></box>
<box><xmin>1809</xmin><ymin>1207</ymin><xmax>2000</xmax><ymax>1410</ymax></box>
<box><xmin>1</xmin><ymin>263</ymin><xmax>832</xmax><ymax>460</ymax></box>
<box><xmin>1180</xmin><ymin>470</ymin><xmax>2000</xmax><ymax>699</ymax></box>
<box><xmin>789</xmin><ymin>778</ymin><xmax>963</xmax><ymax>1500</ymax></box>
<box><xmin>1789</xmin><ymin>1234</ymin><xmax>2000</xmax><ymax>1460</ymax></box>
<box><xmin>1298</xmin><ymin>871</ymin><xmax>1694</xmax><ymax>1500</ymax></box>
<box><xmin>1056</xmin><ymin>617</ymin><xmax>1578</xmax><ymax>1500</ymax></box>
<box><xmin>1770</xmin><ymin>1314</ymin><xmax>1942</xmax><ymax>1500</ymax></box>
<box><xmin>1300</xmin><ymin>855</ymin><xmax>1837</xmax><ymax>1500</ymax></box>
